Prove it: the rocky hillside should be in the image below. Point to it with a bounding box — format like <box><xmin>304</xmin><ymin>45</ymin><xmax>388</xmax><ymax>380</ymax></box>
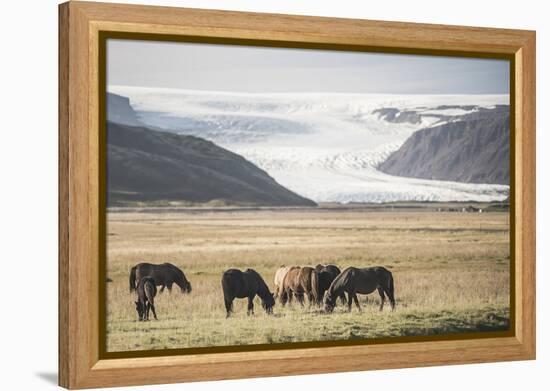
<box><xmin>107</xmin><ymin>122</ymin><xmax>316</xmax><ymax>206</ymax></box>
<box><xmin>107</xmin><ymin>92</ymin><xmax>143</xmax><ymax>126</ymax></box>
<box><xmin>378</xmin><ymin>106</ymin><xmax>509</xmax><ymax>185</ymax></box>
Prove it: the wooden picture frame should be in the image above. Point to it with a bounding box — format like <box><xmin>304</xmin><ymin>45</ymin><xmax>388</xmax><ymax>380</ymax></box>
<box><xmin>59</xmin><ymin>1</ymin><xmax>536</xmax><ymax>389</ymax></box>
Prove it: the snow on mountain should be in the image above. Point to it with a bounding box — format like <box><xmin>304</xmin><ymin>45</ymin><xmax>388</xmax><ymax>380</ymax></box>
<box><xmin>108</xmin><ymin>86</ymin><xmax>510</xmax><ymax>203</ymax></box>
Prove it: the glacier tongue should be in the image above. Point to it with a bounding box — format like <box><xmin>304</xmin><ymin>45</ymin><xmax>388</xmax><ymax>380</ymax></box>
<box><xmin>108</xmin><ymin>86</ymin><xmax>510</xmax><ymax>203</ymax></box>
<box><xmin>230</xmin><ymin>145</ymin><xmax>509</xmax><ymax>203</ymax></box>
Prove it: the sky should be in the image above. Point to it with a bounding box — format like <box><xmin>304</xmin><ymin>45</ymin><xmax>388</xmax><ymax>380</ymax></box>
<box><xmin>107</xmin><ymin>39</ymin><xmax>509</xmax><ymax>94</ymax></box>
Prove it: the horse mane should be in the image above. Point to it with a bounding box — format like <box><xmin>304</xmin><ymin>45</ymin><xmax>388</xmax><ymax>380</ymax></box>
<box><xmin>163</xmin><ymin>262</ymin><xmax>179</xmax><ymax>272</ymax></box>
<box><xmin>161</xmin><ymin>263</ymin><xmax>185</xmax><ymax>279</ymax></box>
<box><xmin>327</xmin><ymin>267</ymin><xmax>353</xmax><ymax>299</ymax></box>
<box><xmin>245</xmin><ymin>269</ymin><xmax>272</xmax><ymax>300</ymax></box>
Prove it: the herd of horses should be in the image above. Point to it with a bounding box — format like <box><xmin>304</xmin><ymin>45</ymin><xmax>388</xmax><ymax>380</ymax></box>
<box><xmin>128</xmin><ymin>262</ymin><xmax>395</xmax><ymax>321</ymax></box>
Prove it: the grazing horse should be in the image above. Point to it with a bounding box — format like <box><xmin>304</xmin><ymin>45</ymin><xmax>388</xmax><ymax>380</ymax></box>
<box><xmin>273</xmin><ymin>265</ymin><xmax>293</xmax><ymax>303</ymax></box>
<box><xmin>135</xmin><ymin>277</ymin><xmax>158</xmax><ymax>321</ymax></box>
<box><xmin>315</xmin><ymin>264</ymin><xmax>346</xmax><ymax>305</ymax></box>
<box><xmin>281</xmin><ymin>266</ymin><xmax>320</xmax><ymax>306</ymax></box>
<box><xmin>129</xmin><ymin>262</ymin><xmax>192</xmax><ymax>294</ymax></box>
<box><xmin>324</xmin><ymin>266</ymin><xmax>395</xmax><ymax>313</ymax></box>
<box><xmin>221</xmin><ymin>268</ymin><xmax>275</xmax><ymax>318</ymax></box>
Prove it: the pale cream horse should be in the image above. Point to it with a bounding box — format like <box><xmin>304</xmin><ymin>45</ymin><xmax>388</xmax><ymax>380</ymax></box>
<box><xmin>273</xmin><ymin>265</ymin><xmax>293</xmax><ymax>302</ymax></box>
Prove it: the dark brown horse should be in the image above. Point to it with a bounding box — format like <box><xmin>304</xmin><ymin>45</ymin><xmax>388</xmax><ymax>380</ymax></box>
<box><xmin>324</xmin><ymin>266</ymin><xmax>395</xmax><ymax>312</ymax></box>
<box><xmin>281</xmin><ymin>266</ymin><xmax>320</xmax><ymax>306</ymax></box>
<box><xmin>135</xmin><ymin>277</ymin><xmax>158</xmax><ymax>321</ymax></box>
<box><xmin>315</xmin><ymin>264</ymin><xmax>346</xmax><ymax>305</ymax></box>
<box><xmin>221</xmin><ymin>268</ymin><xmax>275</xmax><ymax>318</ymax></box>
<box><xmin>129</xmin><ymin>263</ymin><xmax>192</xmax><ymax>294</ymax></box>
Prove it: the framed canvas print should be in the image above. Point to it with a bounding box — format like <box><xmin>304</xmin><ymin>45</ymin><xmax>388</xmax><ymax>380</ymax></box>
<box><xmin>58</xmin><ymin>1</ymin><xmax>536</xmax><ymax>389</ymax></box>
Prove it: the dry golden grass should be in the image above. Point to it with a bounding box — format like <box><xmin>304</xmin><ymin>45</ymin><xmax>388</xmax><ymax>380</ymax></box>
<box><xmin>106</xmin><ymin>207</ymin><xmax>510</xmax><ymax>352</ymax></box>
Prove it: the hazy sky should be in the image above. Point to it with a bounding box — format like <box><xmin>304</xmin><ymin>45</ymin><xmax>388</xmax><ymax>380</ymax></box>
<box><xmin>107</xmin><ymin>39</ymin><xmax>509</xmax><ymax>94</ymax></box>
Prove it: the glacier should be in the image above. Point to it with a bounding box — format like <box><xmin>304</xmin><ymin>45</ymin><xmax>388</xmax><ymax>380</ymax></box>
<box><xmin>108</xmin><ymin>86</ymin><xmax>510</xmax><ymax>203</ymax></box>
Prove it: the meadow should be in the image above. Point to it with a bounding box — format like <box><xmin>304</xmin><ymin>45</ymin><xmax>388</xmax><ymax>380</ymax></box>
<box><xmin>105</xmin><ymin>205</ymin><xmax>510</xmax><ymax>352</ymax></box>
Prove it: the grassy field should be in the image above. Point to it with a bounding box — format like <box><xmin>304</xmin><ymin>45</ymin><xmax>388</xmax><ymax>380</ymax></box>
<box><xmin>105</xmin><ymin>205</ymin><xmax>510</xmax><ymax>352</ymax></box>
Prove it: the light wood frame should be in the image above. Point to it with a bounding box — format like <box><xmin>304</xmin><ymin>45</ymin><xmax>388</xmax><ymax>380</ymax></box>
<box><xmin>59</xmin><ymin>1</ymin><xmax>536</xmax><ymax>389</ymax></box>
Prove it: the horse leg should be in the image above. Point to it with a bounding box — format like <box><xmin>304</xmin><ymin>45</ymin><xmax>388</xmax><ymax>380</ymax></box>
<box><xmin>296</xmin><ymin>292</ymin><xmax>305</xmax><ymax>307</ymax></box>
<box><xmin>159</xmin><ymin>285</ymin><xmax>165</xmax><ymax>293</ymax></box>
<box><xmin>377</xmin><ymin>287</ymin><xmax>386</xmax><ymax>311</ymax></box>
<box><xmin>317</xmin><ymin>290</ymin><xmax>324</xmax><ymax>307</ymax></box>
<box><xmin>247</xmin><ymin>296</ymin><xmax>255</xmax><ymax>316</ymax></box>
<box><xmin>145</xmin><ymin>302</ymin><xmax>150</xmax><ymax>321</ymax></box>
<box><xmin>167</xmin><ymin>282</ymin><xmax>173</xmax><ymax>294</ymax></box>
<box><xmin>353</xmin><ymin>293</ymin><xmax>362</xmax><ymax>312</ymax></box>
<box><xmin>224</xmin><ymin>296</ymin><xmax>233</xmax><ymax>318</ymax></box>
<box><xmin>384</xmin><ymin>286</ymin><xmax>396</xmax><ymax>311</ymax></box>
<box><xmin>280</xmin><ymin>289</ymin><xmax>287</xmax><ymax>306</ymax></box>
<box><xmin>347</xmin><ymin>292</ymin><xmax>353</xmax><ymax>312</ymax></box>
<box><xmin>307</xmin><ymin>292</ymin><xmax>314</xmax><ymax>307</ymax></box>
<box><xmin>339</xmin><ymin>294</ymin><xmax>347</xmax><ymax>306</ymax></box>
<box><xmin>150</xmin><ymin>302</ymin><xmax>158</xmax><ymax>320</ymax></box>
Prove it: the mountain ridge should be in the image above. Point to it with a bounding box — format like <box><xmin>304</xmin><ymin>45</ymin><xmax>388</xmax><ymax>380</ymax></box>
<box><xmin>378</xmin><ymin>106</ymin><xmax>509</xmax><ymax>185</ymax></box>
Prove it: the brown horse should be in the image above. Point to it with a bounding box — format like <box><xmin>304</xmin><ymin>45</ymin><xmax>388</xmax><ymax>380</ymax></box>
<box><xmin>129</xmin><ymin>263</ymin><xmax>192</xmax><ymax>294</ymax></box>
<box><xmin>315</xmin><ymin>264</ymin><xmax>346</xmax><ymax>305</ymax></box>
<box><xmin>135</xmin><ymin>277</ymin><xmax>158</xmax><ymax>321</ymax></box>
<box><xmin>324</xmin><ymin>266</ymin><xmax>395</xmax><ymax>313</ymax></box>
<box><xmin>221</xmin><ymin>268</ymin><xmax>275</xmax><ymax>318</ymax></box>
<box><xmin>281</xmin><ymin>266</ymin><xmax>320</xmax><ymax>306</ymax></box>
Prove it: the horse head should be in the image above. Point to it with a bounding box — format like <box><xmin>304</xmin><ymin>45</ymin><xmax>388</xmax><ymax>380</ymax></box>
<box><xmin>135</xmin><ymin>301</ymin><xmax>145</xmax><ymax>321</ymax></box>
<box><xmin>262</xmin><ymin>292</ymin><xmax>276</xmax><ymax>314</ymax></box>
<box><xmin>181</xmin><ymin>280</ymin><xmax>192</xmax><ymax>294</ymax></box>
<box><xmin>324</xmin><ymin>293</ymin><xmax>336</xmax><ymax>313</ymax></box>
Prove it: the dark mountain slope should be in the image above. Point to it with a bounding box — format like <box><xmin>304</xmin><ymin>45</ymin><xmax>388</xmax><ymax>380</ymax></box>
<box><xmin>107</xmin><ymin>122</ymin><xmax>316</xmax><ymax>207</ymax></box>
<box><xmin>107</xmin><ymin>92</ymin><xmax>143</xmax><ymax>126</ymax></box>
<box><xmin>378</xmin><ymin>106</ymin><xmax>509</xmax><ymax>185</ymax></box>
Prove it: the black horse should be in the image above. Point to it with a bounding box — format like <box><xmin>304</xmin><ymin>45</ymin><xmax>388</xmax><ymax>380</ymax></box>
<box><xmin>315</xmin><ymin>264</ymin><xmax>346</xmax><ymax>305</ymax></box>
<box><xmin>135</xmin><ymin>277</ymin><xmax>158</xmax><ymax>321</ymax></box>
<box><xmin>221</xmin><ymin>268</ymin><xmax>275</xmax><ymax>318</ymax></box>
<box><xmin>325</xmin><ymin>266</ymin><xmax>395</xmax><ymax>312</ymax></box>
<box><xmin>130</xmin><ymin>262</ymin><xmax>192</xmax><ymax>294</ymax></box>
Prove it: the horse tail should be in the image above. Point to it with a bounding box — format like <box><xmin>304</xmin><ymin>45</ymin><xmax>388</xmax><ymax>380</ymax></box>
<box><xmin>129</xmin><ymin>266</ymin><xmax>137</xmax><ymax>292</ymax></box>
<box><xmin>145</xmin><ymin>279</ymin><xmax>156</xmax><ymax>305</ymax></box>
<box><xmin>221</xmin><ymin>272</ymin><xmax>231</xmax><ymax>301</ymax></box>
<box><xmin>311</xmin><ymin>269</ymin><xmax>320</xmax><ymax>305</ymax></box>
<box><xmin>221</xmin><ymin>272</ymin><xmax>234</xmax><ymax>314</ymax></box>
<box><xmin>386</xmin><ymin>271</ymin><xmax>396</xmax><ymax>309</ymax></box>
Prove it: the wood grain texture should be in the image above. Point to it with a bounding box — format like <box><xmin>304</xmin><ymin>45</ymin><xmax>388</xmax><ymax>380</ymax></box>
<box><xmin>517</xmin><ymin>33</ymin><xmax>536</xmax><ymax>354</ymax></box>
<box><xmin>58</xmin><ymin>3</ymin><xmax>70</xmax><ymax>387</ymax></box>
<box><xmin>58</xmin><ymin>1</ymin><xmax>536</xmax><ymax>388</ymax></box>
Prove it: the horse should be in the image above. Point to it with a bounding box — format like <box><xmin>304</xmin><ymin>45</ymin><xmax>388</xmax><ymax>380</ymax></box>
<box><xmin>135</xmin><ymin>277</ymin><xmax>158</xmax><ymax>321</ymax></box>
<box><xmin>281</xmin><ymin>266</ymin><xmax>320</xmax><ymax>306</ymax></box>
<box><xmin>315</xmin><ymin>264</ymin><xmax>346</xmax><ymax>305</ymax></box>
<box><xmin>324</xmin><ymin>266</ymin><xmax>395</xmax><ymax>313</ymax></box>
<box><xmin>129</xmin><ymin>262</ymin><xmax>192</xmax><ymax>294</ymax></box>
<box><xmin>273</xmin><ymin>265</ymin><xmax>293</xmax><ymax>303</ymax></box>
<box><xmin>221</xmin><ymin>268</ymin><xmax>275</xmax><ymax>318</ymax></box>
